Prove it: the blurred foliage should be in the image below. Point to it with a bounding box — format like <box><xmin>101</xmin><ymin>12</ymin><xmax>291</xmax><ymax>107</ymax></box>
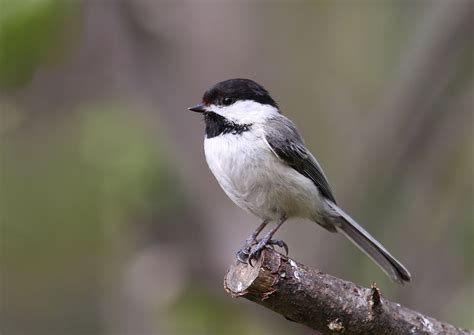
<box><xmin>0</xmin><ymin>0</ymin><xmax>79</xmax><ymax>88</ymax></box>
<box><xmin>0</xmin><ymin>103</ymin><xmax>182</xmax><ymax>334</ymax></box>
<box><xmin>78</xmin><ymin>104</ymin><xmax>183</xmax><ymax>234</ymax></box>
<box><xmin>165</xmin><ymin>287</ymin><xmax>279</xmax><ymax>335</ymax></box>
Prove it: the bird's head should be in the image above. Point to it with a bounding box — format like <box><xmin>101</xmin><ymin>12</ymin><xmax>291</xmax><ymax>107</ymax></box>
<box><xmin>189</xmin><ymin>78</ymin><xmax>279</xmax><ymax>124</ymax></box>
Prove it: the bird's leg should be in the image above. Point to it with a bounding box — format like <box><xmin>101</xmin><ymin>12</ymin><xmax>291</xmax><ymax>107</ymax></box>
<box><xmin>248</xmin><ymin>216</ymin><xmax>288</xmax><ymax>266</ymax></box>
<box><xmin>236</xmin><ymin>220</ymin><xmax>269</xmax><ymax>263</ymax></box>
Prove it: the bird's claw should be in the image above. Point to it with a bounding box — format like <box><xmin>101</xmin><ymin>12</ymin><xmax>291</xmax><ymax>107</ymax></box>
<box><xmin>236</xmin><ymin>236</ymin><xmax>258</xmax><ymax>263</ymax></box>
<box><xmin>236</xmin><ymin>247</ymin><xmax>251</xmax><ymax>263</ymax></box>
<box><xmin>268</xmin><ymin>239</ymin><xmax>289</xmax><ymax>256</ymax></box>
<box><xmin>237</xmin><ymin>238</ymin><xmax>289</xmax><ymax>266</ymax></box>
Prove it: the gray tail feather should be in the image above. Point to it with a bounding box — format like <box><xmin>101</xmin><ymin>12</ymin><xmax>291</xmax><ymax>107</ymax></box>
<box><xmin>328</xmin><ymin>202</ymin><xmax>411</xmax><ymax>284</ymax></box>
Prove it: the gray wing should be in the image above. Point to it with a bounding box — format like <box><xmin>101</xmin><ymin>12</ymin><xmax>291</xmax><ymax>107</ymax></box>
<box><xmin>264</xmin><ymin>116</ymin><xmax>336</xmax><ymax>203</ymax></box>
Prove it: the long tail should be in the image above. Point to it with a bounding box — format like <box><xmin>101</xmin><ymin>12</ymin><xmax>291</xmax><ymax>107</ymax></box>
<box><xmin>327</xmin><ymin>202</ymin><xmax>411</xmax><ymax>284</ymax></box>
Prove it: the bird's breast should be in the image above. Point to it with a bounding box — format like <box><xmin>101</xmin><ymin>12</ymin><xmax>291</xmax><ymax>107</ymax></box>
<box><xmin>204</xmin><ymin>132</ymin><xmax>276</xmax><ymax>216</ymax></box>
<box><xmin>203</xmin><ymin>131</ymin><xmax>323</xmax><ymax>221</ymax></box>
<box><xmin>204</xmin><ymin>132</ymin><xmax>269</xmax><ymax>189</ymax></box>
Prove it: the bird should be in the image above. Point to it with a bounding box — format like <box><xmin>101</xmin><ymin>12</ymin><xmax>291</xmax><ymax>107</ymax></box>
<box><xmin>188</xmin><ymin>78</ymin><xmax>411</xmax><ymax>284</ymax></box>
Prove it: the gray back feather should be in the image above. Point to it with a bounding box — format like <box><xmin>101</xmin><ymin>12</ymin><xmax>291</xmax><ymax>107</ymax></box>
<box><xmin>264</xmin><ymin>116</ymin><xmax>336</xmax><ymax>203</ymax></box>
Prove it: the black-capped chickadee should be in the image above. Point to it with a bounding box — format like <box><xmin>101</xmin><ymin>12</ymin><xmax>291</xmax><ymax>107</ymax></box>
<box><xmin>189</xmin><ymin>78</ymin><xmax>411</xmax><ymax>284</ymax></box>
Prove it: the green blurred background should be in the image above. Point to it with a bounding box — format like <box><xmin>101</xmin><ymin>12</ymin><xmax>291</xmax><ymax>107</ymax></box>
<box><xmin>0</xmin><ymin>0</ymin><xmax>472</xmax><ymax>334</ymax></box>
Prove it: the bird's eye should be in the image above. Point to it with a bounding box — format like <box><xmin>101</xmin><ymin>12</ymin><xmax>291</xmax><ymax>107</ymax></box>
<box><xmin>222</xmin><ymin>97</ymin><xmax>234</xmax><ymax>106</ymax></box>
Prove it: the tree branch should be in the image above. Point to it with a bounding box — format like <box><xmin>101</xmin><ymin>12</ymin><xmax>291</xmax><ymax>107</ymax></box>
<box><xmin>224</xmin><ymin>249</ymin><xmax>471</xmax><ymax>335</ymax></box>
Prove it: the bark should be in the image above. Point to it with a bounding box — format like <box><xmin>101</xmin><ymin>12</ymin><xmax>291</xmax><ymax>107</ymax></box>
<box><xmin>224</xmin><ymin>249</ymin><xmax>471</xmax><ymax>335</ymax></box>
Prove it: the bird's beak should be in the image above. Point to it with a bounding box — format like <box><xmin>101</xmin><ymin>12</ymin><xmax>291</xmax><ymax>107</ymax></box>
<box><xmin>188</xmin><ymin>103</ymin><xmax>206</xmax><ymax>113</ymax></box>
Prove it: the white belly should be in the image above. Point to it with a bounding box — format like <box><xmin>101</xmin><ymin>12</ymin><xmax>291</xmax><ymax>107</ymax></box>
<box><xmin>204</xmin><ymin>132</ymin><xmax>323</xmax><ymax>220</ymax></box>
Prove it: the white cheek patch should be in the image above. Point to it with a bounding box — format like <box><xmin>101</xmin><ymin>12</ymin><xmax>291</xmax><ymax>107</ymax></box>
<box><xmin>206</xmin><ymin>104</ymin><xmax>223</xmax><ymax>115</ymax></box>
<box><xmin>206</xmin><ymin>100</ymin><xmax>279</xmax><ymax>124</ymax></box>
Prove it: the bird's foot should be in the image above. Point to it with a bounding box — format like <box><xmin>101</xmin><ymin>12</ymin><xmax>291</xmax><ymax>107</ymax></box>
<box><xmin>237</xmin><ymin>238</ymin><xmax>288</xmax><ymax>266</ymax></box>
<box><xmin>248</xmin><ymin>238</ymin><xmax>288</xmax><ymax>266</ymax></box>
<box><xmin>236</xmin><ymin>236</ymin><xmax>258</xmax><ymax>263</ymax></box>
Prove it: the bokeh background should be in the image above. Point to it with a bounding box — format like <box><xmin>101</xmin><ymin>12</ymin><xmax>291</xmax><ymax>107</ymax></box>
<box><xmin>1</xmin><ymin>0</ymin><xmax>472</xmax><ymax>334</ymax></box>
